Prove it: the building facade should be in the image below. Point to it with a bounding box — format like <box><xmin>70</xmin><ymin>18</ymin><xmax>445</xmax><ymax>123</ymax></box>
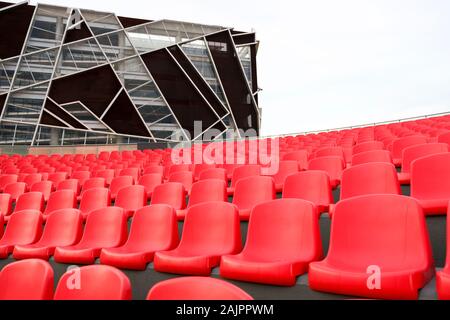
<box><xmin>0</xmin><ymin>1</ymin><xmax>260</xmax><ymax>146</ymax></box>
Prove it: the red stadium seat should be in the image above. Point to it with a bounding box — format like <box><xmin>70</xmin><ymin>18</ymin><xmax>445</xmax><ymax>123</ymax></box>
<box><xmin>167</xmin><ymin>164</ymin><xmax>191</xmax><ymax>177</ymax></box>
<box><xmin>30</xmin><ymin>181</ymin><xmax>54</xmax><ymax>202</ymax></box>
<box><xmin>176</xmin><ymin>179</ymin><xmax>227</xmax><ymax>220</ymax></box>
<box><xmin>94</xmin><ymin>169</ymin><xmax>115</xmax><ymax>186</ymax></box>
<box><xmin>100</xmin><ymin>205</ymin><xmax>179</xmax><ymax>270</ymax></box>
<box><xmin>147</xmin><ymin>277</ymin><xmax>253</xmax><ymax>300</ymax></box>
<box><xmin>0</xmin><ymin>174</ymin><xmax>18</xmax><ymax>192</ymax></box>
<box><xmin>23</xmin><ymin>173</ymin><xmax>43</xmax><ymax>189</ymax></box>
<box><xmin>352</xmin><ymin>141</ymin><xmax>384</xmax><ymax>155</ymax></box>
<box><xmin>232</xmin><ymin>176</ymin><xmax>276</xmax><ymax>220</ymax></box>
<box><xmin>221</xmin><ymin>199</ymin><xmax>322</xmax><ymax>286</ymax></box>
<box><xmin>71</xmin><ymin>171</ymin><xmax>91</xmax><ymax>187</ymax></box>
<box><xmin>110</xmin><ymin>176</ymin><xmax>134</xmax><ymax>201</ymax></box>
<box><xmin>153</xmin><ymin>202</ymin><xmax>241</xmax><ymax>276</ymax></box>
<box><xmin>168</xmin><ymin>171</ymin><xmax>193</xmax><ymax>194</ymax></box>
<box><xmin>138</xmin><ymin>174</ymin><xmax>162</xmax><ymax>199</ymax></box>
<box><xmin>308</xmin><ymin>194</ymin><xmax>434</xmax><ymax>299</ymax></box>
<box><xmin>143</xmin><ymin>166</ymin><xmax>164</xmax><ymax>176</ymax></box>
<box><xmin>0</xmin><ymin>259</ymin><xmax>53</xmax><ymax>300</ymax></box>
<box><xmin>436</xmin><ymin>204</ymin><xmax>450</xmax><ymax>300</ymax></box>
<box><xmin>44</xmin><ymin>190</ymin><xmax>77</xmax><ymax>220</ymax></box>
<box><xmin>227</xmin><ymin>164</ymin><xmax>261</xmax><ymax>195</ymax></box>
<box><xmin>54</xmin><ymin>265</ymin><xmax>131</xmax><ymax>300</ymax></box>
<box><xmin>411</xmin><ymin>152</ymin><xmax>450</xmax><ymax>215</ymax></box>
<box><xmin>198</xmin><ymin>168</ymin><xmax>227</xmax><ymax>182</ymax></box>
<box><xmin>282</xmin><ymin>171</ymin><xmax>333</xmax><ymax>214</ymax></box>
<box><xmin>0</xmin><ymin>194</ymin><xmax>12</xmax><ymax>219</ymax></box>
<box><xmin>282</xmin><ymin>150</ymin><xmax>309</xmax><ymax>170</ymax></box>
<box><xmin>391</xmin><ymin>135</ymin><xmax>428</xmax><ymax>166</ymax></box>
<box><xmin>13</xmin><ymin>209</ymin><xmax>83</xmax><ymax>260</ymax></box>
<box><xmin>47</xmin><ymin>172</ymin><xmax>68</xmax><ymax>186</ymax></box>
<box><xmin>315</xmin><ymin>147</ymin><xmax>345</xmax><ymax>161</ymax></box>
<box><xmin>119</xmin><ymin>168</ymin><xmax>139</xmax><ymax>182</ymax></box>
<box><xmin>78</xmin><ymin>177</ymin><xmax>106</xmax><ymax>200</ymax></box>
<box><xmin>267</xmin><ymin>160</ymin><xmax>298</xmax><ymax>192</ymax></box>
<box><xmin>398</xmin><ymin>143</ymin><xmax>448</xmax><ymax>184</ymax></box>
<box><xmin>0</xmin><ymin>210</ymin><xmax>43</xmax><ymax>258</ymax></box>
<box><xmin>151</xmin><ymin>182</ymin><xmax>186</xmax><ymax>211</ymax></box>
<box><xmin>351</xmin><ymin>150</ymin><xmax>393</xmax><ymax>166</ymax></box>
<box><xmin>192</xmin><ymin>164</ymin><xmax>216</xmax><ymax>181</ymax></box>
<box><xmin>57</xmin><ymin>179</ymin><xmax>81</xmax><ymax>196</ymax></box>
<box><xmin>54</xmin><ymin>207</ymin><xmax>128</xmax><ymax>264</ymax></box>
<box><xmin>308</xmin><ymin>156</ymin><xmax>345</xmax><ymax>189</ymax></box>
<box><xmin>13</xmin><ymin>192</ymin><xmax>45</xmax><ymax>222</ymax></box>
<box><xmin>79</xmin><ymin>188</ymin><xmax>111</xmax><ymax>220</ymax></box>
<box><xmin>114</xmin><ymin>185</ymin><xmax>147</xmax><ymax>218</ymax></box>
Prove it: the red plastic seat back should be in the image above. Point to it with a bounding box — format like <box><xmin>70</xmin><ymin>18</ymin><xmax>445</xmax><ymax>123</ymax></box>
<box><xmin>401</xmin><ymin>143</ymin><xmax>448</xmax><ymax>174</ymax></box>
<box><xmin>0</xmin><ymin>174</ymin><xmax>18</xmax><ymax>192</ymax></box>
<box><xmin>199</xmin><ymin>168</ymin><xmax>227</xmax><ymax>182</ymax></box>
<box><xmin>192</xmin><ymin>164</ymin><xmax>216</xmax><ymax>181</ymax></box>
<box><xmin>329</xmin><ymin>194</ymin><xmax>433</xmax><ymax>269</ymax></box>
<box><xmin>71</xmin><ymin>171</ymin><xmax>91</xmax><ymax>186</ymax></box>
<box><xmin>115</xmin><ymin>185</ymin><xmax>147</xmax><ymax>212</ymax></box>
<box><xmin>392</xmin><ymin>135</ymin><xmax>428</xmax><ymax>160</ymax></box>
<box><xmin>44</xmin><ymin>190</ymin><xmax>77</xmax><ymax>215</ymax></box>
<box><xmin>57</xmin><ymin>179</ymin><xmax>81</xmax><ymax>196</ymax></box>
<box><xmin>0</xmin><ymin>260</ymin><xmax>53</xmax><ymax>300</ymax></box>
<box><xmin>3</xmin><ymin>182</ymin><xmax>26</xmax><ymax>201</ymax></box>
<box><xmin>340</xmin><ymin>162</ymin><xmax>401</xmax><ymax>200</ymax></box>
<box><xmin>151</xmin><ymin>183</ymin><xmax>186</xmax><ymax>210</ymax></box>
<box><xmin>411</xmin><ymin>153</ymin><xmax>450</xmax><ymax>200</ymax></box>
<box><xmin>23</xmin><ymin>173</ymin><xmax>43</xmax><ymax>189</ymax></box>
<box><xmin>283</xmin><ymin>150</ymin><xmax>309</xmax><ymax>170</ymax></box>
<box><xmin>48</xmin><ymin>172</ymin><xmax>68</xmax><ymax>185</ymax></box>
<box><xmin>81</xmin><ymin>178</ymin><xmax>106</xmax><ymax>194</ymax></box>
<box><xmin>283</xmin><ymin>171</ymin><xmax>333</xmax><ymax>207</ymax></box>
<box><xmin>3</xmin><ymin>210</ymin><xmax>43</xmax><ymax>244</ymax></box>
<box><xmin>245</xmin><ymin>199</ymin><xmax>322</xmax><ymax>260</ymax></box>
<box><xmin>168</xmin><ymin>171</ymin><xmax>193</xmax><ymax>192</ymax></box>
<box><xmin>126</xmin><ymin>205</ymin><xmax>179</xmax><ymax>250</ymax></box>
<box><xmin>269</xmin><ymin>160</ymin><xmax>299</xmax><ymax>185</ymax></box>
<box><xmin>30</xmin><ymin>181</ymin><xmax>54</xmax><ymax>202</ymax></box>
<box><xmin>180</xmin><ymin>202</ymin><xmax>241</xmax><ymax>255</ymax></box>
<box><xmin>138</xmin><ymin>174</ymin><xmax>162</xmax><ymax>196</ymax></box>
<box><xmin>315</xmin><ymin>147</ymin><xmax>345</xmax><ymax>160</ymax></box>
<box><xmin>147</xmin><ymin>277</ymin><xmax>253</xmax><ymax>300</ymax></box>
<box><xmin>143</xmin><ymin>166</ymin><xmax>164</xmax><ymax>175</ymax></box>
<box><xmin>230</xmin><ymin>164</ymin><xmax>261</xmax><ymax>188</ymax></box>
<box><xmin>232</xmin><ymin>176</ymin><xmax>276</xmax><ymax>210</ymax></box>
<box><xmin>110</xmin><ymin>176</ymin><xmax>134</xmax><ymax>197</ymax></box>
<box><xmin>0</xmin><ymin>194</ymin><xmax>12</xmax><ymax>217</ymax></box>
<box><xmin>54</xmin><ymin>265</ymin><xmax>131</xmax><ymax>300</ymax></box>
<box><xmin>308</xmin><ymin>156</ymin><xmax>345</xmax><ymax>182</ymax></box>
<box><xmin>40</xmin><ymin>209</ymin><xmax>83</xmax><ymax>246</ymax></box>
<box><xmin>79</xmin><ymin>188</ymin><xmax>111</xmax><ymax>215</ymax></box>
<box><xmin>119</xmin><ymin>168</ymin><xmax>139</xmax><ymax>182</ymax></box>
<box><xmin>15</xmin><ymin>192</ymin><xmax>45</xmax><ymax>213</ymax></box>
<box><xmin>351</xmin><ymin>150</ymin><xmax>393</xmax><ymax>166</ymax></box>
<box><xmin>352</xmin><ymin>141</ymin><xmax>384</xmax><ymax>155</ymax></box>
<box><xmin>188</xmin><ymin>179</ymin><xmax>227</xmax><ymax>208</ymax></box>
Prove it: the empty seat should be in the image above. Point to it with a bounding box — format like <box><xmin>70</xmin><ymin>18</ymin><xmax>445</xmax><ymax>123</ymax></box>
<box><xmin>232</xmin><ymin>176</ymin><xmax>276</xmax><ymax>220</ymax></box>
<box><xmin>352</xmin><ymin>141</ymin><xmax>384</xmax><ymax>155</ymax></box>
<box><xmin>147</xmin><ymin>277</ymin><xmax>253</xmax><ymax>300</ymax></box>
<box><xmin>151</xmin><ymin>182</ymin><xmax>186</xmax><ymax>211</ymax></box>
<box><xmin>153</xmin><ymin>202</ymin><xmax>241</xmax><ymax>276</ymax></box>
<box><xmin>308</xmin><ymin>194</ymin><xmax>434</xmax><ymax>299</ymax></box>
<box><xmin>436</xmin><ymin>205</ymin><xmax>450</xmax><ymax>300</ymax></box>
<box><xmin>351</xmin><ymin>150</ymin><xmax>393</xmax><ymax>166</ymax></box>
<box><xmin>398</xmin><ymin>143</ymin><xmax>448</xmax><ymax>184</ymax></box>
<box><xmin>54</xmin><ymin>265</ymin><xmax>131</xmax><ymax>300</ymax></box>
<box><xmin>30</xmin><ymin>181</ymin><xmax>54</xmax><ymax>202</ymax></box>
<box><xmin>198</xmin><ymin>168</ymin><xmax>227</xmax><ymax>182</ymax></box>
<box><xmin>308</xmin><ymin>156</ymin><xmax>345</xmax><ymax>189</ymax></box>
<box><xmin>168</xmin><ymin>171</ymin><xmax>193</xmax><ymax>194</ymax></box>
<box><xmin>13</xmin><ymin>209</ymin><xmax>83</xmax><ymax>260</ymax></box>
<box><xmin>78</xmin><ymin>177</ymin><xmax>106</xmax><ymax>200</ymax></box>
<box><xmin>315</xmin><ymin>147</ymin><xmax>345</xmax><ymax>161</ymax></box>
<box><xmin>282</xmin><ymin>171</ymin><xmax>333</xmax><ymax>214</ymax></box>
<box><xmin>0</xmin><ymin>174</ymin><xmax>18</xmax><ymax>192</ymax></box>
<box><xmin>192</xmin><ymin>164</ymin><xmax>216</xmax><ymax>181</ymax></box>
<box><xmin>119</xmin><ymin>168</ymin><xmax>139</xmax><ymax>182</ymax></box>
<box><xmin>0</xmin><ymin>210</ymin><xmax>43</xmax><ymax>258</ymax></box>
<box><xmin>0</xmin><ymin>194</ymin><xmax>12</xmax><ymax>219</ymax></box>
<box><xmin>13</xmin><ymin>192</ymin><xmax>45</xmax><ymax>221</ymax></box>
<box><xmin>48</xmin><ymin>172</ymin><xmax>68</xmax><ymax>185</ymax></box>
<box><xmin>23</xmin><ymin>173</ymin><xmax>43</xmax><ymax>189</ymax></box>
<box><xmin>54</xmin><ymin>207</ymin><xmax>127</xmax><ymax>264</ymax></box>
<box><xmin>283</xmin><ymin>150</ymin><xmax>309</xmax><ymax>170</ymax></box>
<box><xmin>110</xmin><ymin>176</ymin><xmax>134</xmax><ymax>201</ymax></box>
<box><xmin>227</xmin><ymin>164</ymin><xmax>261</xmax><ymax>195</ymax></box>
<box><xmin>177</xmin><ymin>179</ymin><xmax>227</xmax><ymax>220</ymax></box>
<box><xmin>221</xmin><ymin>199</ymin><xmax>322</xmax><ymax>286</ymax></box>
<box><xmin>167</xmin><ymin>164</ymin><xmax>191</xmax><ymax>177</ymax></box>
<box><xmin>410</xmin><ymin>152</ymin><xmax>450</xmax><ymax>214</ymax></box>
<box><xmin>138</xmin><ymin>174</ymin><xmax>162</xmax><ymax>199</ymax></box>
<box><xmin>57</xmin><ymin>179</ymin><xmax>81</xmax><ymax>196</ymax></box>
<box><xmin>71</xmin><ymin>171</ymin><xmax>91</xmax><ymax>186</ymax></box>
<box><xmin>100</xmin><ymin>205</ymin><xmax>179</xmax><ymax>270</ymax></box>
<box><xmin>268</xmin><ymin>160</ymin><xmax>299</xmax><ymax>192</ymax></box>
<box><xmin>0</xmin><ymin>259</ymin><xmax>53</xmax><ymax>300</ymax></box>
<box><xmin>114</xmin><ymin>185</ymin><xmax>147</xmax><ymax>218</ymax></box>
<box><xmin>79</xmin><ymin>188</ymin><xmax>111</xmax><ymax>220</ymax></box>
<box><xmin>337</xmin><ymin>162</ymin><xmax>401</xmax><ymax>208</ymax></box>
<box><xmin>143</xmin><ymin>166</ymin><xmax>164</xmax><ymax>176</ymax></box>
<box><xmin>391</xmin><ymin>135</ymin><xmax>428</xmax><ymax>166</ymax></box>
<box><xmin>94</xmin><ymin>169</ymin><xmax>114</xmax><ymax>186</ymax></box>
<box><xmin>43</xmin><ymin>190</ymin><xmax>77</xmax><ymax>220</ymax></box>
<box><xmin>4</xmin><ymin>183</ymin><xmax>26</xmax><ymax>203</ymax></box>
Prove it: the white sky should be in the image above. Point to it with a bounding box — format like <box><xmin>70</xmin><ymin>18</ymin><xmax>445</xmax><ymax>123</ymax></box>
<box><xmin>31</xmin><ymin>0</ymin><xmax>450</xmax><ymax>136</ymax></box>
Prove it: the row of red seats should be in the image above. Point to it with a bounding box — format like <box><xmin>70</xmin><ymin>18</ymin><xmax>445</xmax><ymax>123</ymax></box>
<box><xmin>0</xmin><ymin>260</ymin><xmax>252</xmax><ymax>300</ymax></box>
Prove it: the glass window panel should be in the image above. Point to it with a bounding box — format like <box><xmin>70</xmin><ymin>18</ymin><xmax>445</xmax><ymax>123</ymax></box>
<box><xmin>96</xmin><ymin>31</ymin><xmax>136</xmax><ymax>62</ymax></box>
<box><xmin>80</xmin><ymin>10</ymin><xmax>122</xmax><ymax>35</ymax></box>
<box><xmin>59</xmin><ymin>102</ymin><xmax>111</xmax><ymax>132</ymax></box>
<box><xmin>3</xmin><ymin>83</ymin><xmax>49</xmax><ymax>123</ymax></box>
<box><xmin>0</xmin><ymin>121</ymin><xmax>35</xmax><ymax>145</ymax></box>
<box><xmin>0</xmin><ymin>58</ymin><xmax>19</xmax><ymax>93</ymax></box>
<box><xmin>236</xmin><ymin>46</ymin><xmax>252</xmax><ymax>87</ymax></box>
